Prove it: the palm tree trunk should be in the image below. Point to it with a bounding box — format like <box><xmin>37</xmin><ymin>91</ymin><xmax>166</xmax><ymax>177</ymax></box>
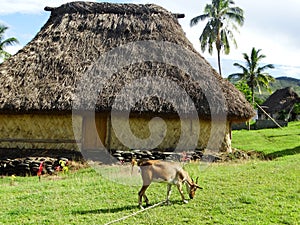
<box><xmin>217</xmin><ymin>49</ymin><xmax>222</xmax><ymax>76</ymax></box>
<box><xmin>251</xmin><ymin>86</ymin><xmax>255</xmax><ymax>106</ymax></box>
<box><xmin>216</xmin><ymin>32</ymin><xmax>222</xmax><ymax>76</ymax></box>
<box><xmin>247</xmin><ymin>85</ymin><xmax>255</xmax><ymax>131</ymax></box>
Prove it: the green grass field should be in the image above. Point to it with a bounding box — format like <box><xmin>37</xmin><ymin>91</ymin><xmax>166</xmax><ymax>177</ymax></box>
<box><xmin>0</xmin><ymin>122</ymin><xmax>299</xmax><ymax>224</ymax></box>
<box><xmin>232</xmin><ymin>121</ymin><xmax>300</xmax><ymax>157</ymax></box>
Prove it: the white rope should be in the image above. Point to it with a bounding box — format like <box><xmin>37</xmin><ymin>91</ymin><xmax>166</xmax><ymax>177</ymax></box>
<box><xmin>104</xmin><ymin>201</ymin><xmax>165</xmax><ymax>225</ymax></box>
<box><xmin>255</xmin><ymin>102</ymin><xmax>283</xmax><ymax>129</ymax></box>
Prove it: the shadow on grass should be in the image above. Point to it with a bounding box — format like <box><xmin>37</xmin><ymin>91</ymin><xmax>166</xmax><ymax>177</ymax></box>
<box><xmin>72</xmin><ymin>200</ymin><xmax>184</xmax><ymax>215</ymax></box>
<box><xmin>265</xmin><ymin>146</ymin><xmax>300</xmax><ymax>159</ymax></box>
<box><xmin>72</xmin><ymin>205</ymin><xmax>138</xmax><ymax>215</ymax></box>
<box><xmin>266</xmin><ymin>133</ymin><xmax>300</xmax><ymax>138</ymax></box>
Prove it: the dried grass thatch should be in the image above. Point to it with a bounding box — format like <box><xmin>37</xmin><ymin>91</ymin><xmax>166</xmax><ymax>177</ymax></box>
<box><xmin>261</xmin><ymin>87</ymin><xmax>300</xmax><ymax>114</ymax></box>
<box><xmin>0</xmin><ymin>1</ymin><xmax>254</xmax><ymax>122</ymax></box>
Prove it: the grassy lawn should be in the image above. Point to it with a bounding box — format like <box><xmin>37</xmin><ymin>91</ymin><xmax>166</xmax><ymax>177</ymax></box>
<box><xmin>1</xmin><ymin>157</ymin><xmax>299</xmax><ymax>225</ymax></box>
<box><xmin>232</xmin><ymin>121</ymin><xmax>300</xmax><ymax>157</ymax></box>
<box><xmin>0</xmin><ymin>122</ymin><xmax>299</xmax><ymax>224</ymax></box>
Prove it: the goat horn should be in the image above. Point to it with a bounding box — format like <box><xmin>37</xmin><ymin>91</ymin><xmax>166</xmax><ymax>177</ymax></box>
<box><xmin>196</xmin><ymin>184</ymin><xmax>203</xmax><ymax>189</ymax></box>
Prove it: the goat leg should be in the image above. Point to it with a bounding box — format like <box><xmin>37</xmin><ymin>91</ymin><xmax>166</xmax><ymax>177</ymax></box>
<box><xmin>138</xmin><ymin>185</ymin><xmax>149</xmax><ymax>208</ymax></box>
<box><xmin>165</xmin><ymin>184</ymin><xmax>172</xmax><ymax>205</ymax></box>
<box><xmin>176</xmin><ymin>182</ymin><xmax>188</xmax><ymax>204</ymax></box>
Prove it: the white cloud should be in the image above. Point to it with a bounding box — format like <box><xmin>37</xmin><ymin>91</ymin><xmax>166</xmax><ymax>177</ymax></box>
<box><xmin>275</xmin><ymin>65</ymin><xmax>300</xmax><ymax>79</ymax></box>
<box><xmin>228</xmin><ymin>28</ymin><xmax>300</xmax><ymax>67</ymax></box>
<box><xmin>0</xmin><ymin>0</ymin><xmax>97</xmax><ymax>14</ymax></box>
<box><xmin>5</xmin><ymin>44</ymin><xmax>23</xmax><ymax>55</ymax></box>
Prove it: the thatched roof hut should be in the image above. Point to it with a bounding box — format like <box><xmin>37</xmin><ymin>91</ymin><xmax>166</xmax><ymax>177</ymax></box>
<box><xmin>0</xmin><ymin>1</ymin><xmax>254</xmax><ymax>155</ymax></box>
<box><xmin>259</xmin><ymin>87</ymin><xmax>300</xmax><ymax>119</ymax></box>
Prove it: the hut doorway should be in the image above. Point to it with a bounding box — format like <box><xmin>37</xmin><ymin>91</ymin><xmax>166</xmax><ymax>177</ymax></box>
<box><xmin>82</xmin><ymin>113</ymin><xmax>107</xmax><ymax>150</ymax></box>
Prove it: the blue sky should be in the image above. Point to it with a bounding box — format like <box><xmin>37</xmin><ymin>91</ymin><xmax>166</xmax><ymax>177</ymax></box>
<box><xmin>1</xmin><ymin>0</ymin><xmax>300</xmax><ymax>79</ymax></box>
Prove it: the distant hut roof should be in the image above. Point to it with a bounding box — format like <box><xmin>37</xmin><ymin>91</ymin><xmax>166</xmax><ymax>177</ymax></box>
<box><xmin>0</xmin><ymin>1</ymin><xmax>254</xmax><ymax>122</ymax></box>
<box><xmin>261</xmin><ymin>87</ymin><xmax>300</xmax><ymax>114</ymax></box>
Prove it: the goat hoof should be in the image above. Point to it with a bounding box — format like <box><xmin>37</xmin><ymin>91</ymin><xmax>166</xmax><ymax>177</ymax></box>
<box><xmin>183</xmin><ymin>200</ymin><xmax>188</xmax><ymax>204</ymax></box>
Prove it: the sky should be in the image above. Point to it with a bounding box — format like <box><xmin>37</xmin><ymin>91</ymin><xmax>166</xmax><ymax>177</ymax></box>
<box><xmin>0</xmin><ymin>0</ymin><xmax>300</xmax><ymax>79</ymax></box>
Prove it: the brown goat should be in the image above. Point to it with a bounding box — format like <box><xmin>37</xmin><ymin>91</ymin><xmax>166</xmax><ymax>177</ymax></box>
<box><xmin>134</xmin><ymin>159</ymin><xmax>202</xmax><ymax>208</ymax></box>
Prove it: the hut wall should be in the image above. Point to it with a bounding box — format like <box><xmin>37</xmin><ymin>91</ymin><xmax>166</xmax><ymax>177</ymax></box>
<box><xmin>0</xmin><ymin>113</ymin><xmax>231</xmax><ymax>153</ymax></box>
<box><xmin>108</xmin><ymin>115</ymin><xmax>231</xmax><ymax>152</ymax></box>
<box><xmin>0</xmin><ymin>114</ymin><xmax>82</xmax><ymax>150</ymax></box>
<box><xmin>198</xmin><ymin>119</ymin><xmax>232</xmax><ymax>152</ymax></box>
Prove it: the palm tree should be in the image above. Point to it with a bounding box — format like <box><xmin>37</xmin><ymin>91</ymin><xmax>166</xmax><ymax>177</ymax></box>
<box><xmin>228</xmin><ymin>47</ymin><xmax>275</xmax><ymax>105</ymax></box>
<box><xmin>190</xmin><ymin>0</ymin><xmax>244</xmax><ymax>75</ymax></box>
<box><xmin>0</xmin><ymin>24</ymin><xmax>19</xmax><ymax>61</ymax></box>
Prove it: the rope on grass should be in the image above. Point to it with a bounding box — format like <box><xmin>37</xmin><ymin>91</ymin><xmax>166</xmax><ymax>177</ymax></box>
<box><xmin>104</xmin><ymin>201</ymin><xmax>165</xmax><ymax>225</ymax></box>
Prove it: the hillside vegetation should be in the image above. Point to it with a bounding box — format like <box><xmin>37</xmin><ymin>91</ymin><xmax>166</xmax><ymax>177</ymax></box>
<box><xmin>257</xmin><ymin>76</ymin><xmax>300</xmax><ymax>100</ymax></box>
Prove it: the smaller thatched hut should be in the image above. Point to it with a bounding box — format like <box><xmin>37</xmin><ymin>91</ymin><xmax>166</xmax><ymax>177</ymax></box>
<box><xmin>259</xmin><ymin>87</ymin><xmax>300</xmax><ymax>120</ymax></box>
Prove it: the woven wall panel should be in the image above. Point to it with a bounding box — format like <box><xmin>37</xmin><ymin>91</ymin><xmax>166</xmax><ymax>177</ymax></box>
<box><xmin>0</xmin><ymin>114</ymin><xmax>82</xmax><ymax>150</ymax></box>
<box><xmin>109</xmin><ymin>116</ymin><xmax>231</xmax><ymax>152</ymax></box>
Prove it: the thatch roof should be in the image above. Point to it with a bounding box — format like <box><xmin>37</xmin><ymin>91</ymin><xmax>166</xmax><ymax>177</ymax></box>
<box><xmin>0</xmin><ymin>1</ymin><xmax>254</xmax><ymax>122</ymax></box>
<box><xmin>261</xmin><ymin>87</ymin><xmax>300</xmax><ymax>114</ymax></box>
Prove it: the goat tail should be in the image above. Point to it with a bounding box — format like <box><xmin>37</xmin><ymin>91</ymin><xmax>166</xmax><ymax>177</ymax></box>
<box><xmin>131</xmin><ymin>158</ymin><xmax>137</xmax><ymax>166</ymax></box>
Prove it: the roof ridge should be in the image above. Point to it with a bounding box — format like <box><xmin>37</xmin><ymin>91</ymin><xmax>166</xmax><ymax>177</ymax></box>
<box><xmin>44</xmin><ymin>1</ymin><xmax>172</xmax><ymax>16</ymax></box>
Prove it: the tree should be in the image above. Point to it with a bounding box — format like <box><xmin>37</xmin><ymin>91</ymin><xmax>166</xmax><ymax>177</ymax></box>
<box><xmin>228</xmin><ymin>47</ymin><xmax>275</xmax><ymax>105</ymax></box>
<box><xmin>233</xmin><ymin>80</ymin><xmax>263</xmax><ymax>107</ymax></box>
<box><xmin>0</xmin><ymin>24</ymin><xmax>19</xmax><ymax>61</ymax></box>
<box><xmin>234</xmin><ymin>80</ymin><xmax>252</xmax><ymax>103</ymax></box>
<box><xmin>190</xmin><ymin>0</ymin><xmax>244</xmax><ymax>75</ymax></box>
<box><xmin>291</xmin><ymin>103</ymin><xmax>300</xmax><ymax>121</ymax></box>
